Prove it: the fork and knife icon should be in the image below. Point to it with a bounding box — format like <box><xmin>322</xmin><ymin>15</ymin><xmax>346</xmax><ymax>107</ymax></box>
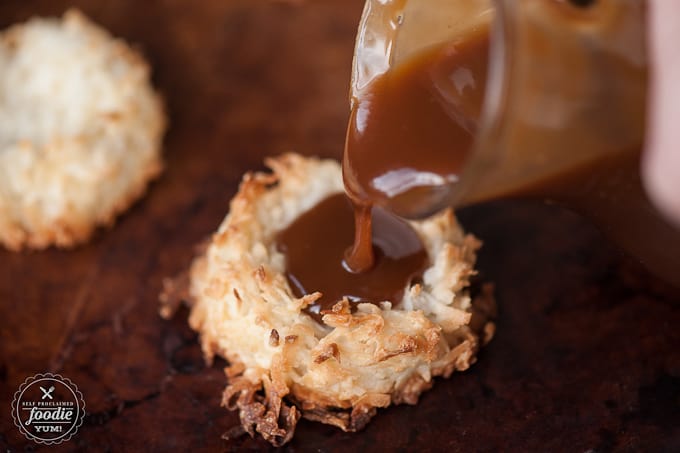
<box><xmin>40</xmin><ymin>385</ymin><xmax>55</xmax><ymax>400</ymax></box>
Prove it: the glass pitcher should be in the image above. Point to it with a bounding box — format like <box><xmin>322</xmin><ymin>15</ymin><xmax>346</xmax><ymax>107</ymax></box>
<box><xmin>348</xmin><ymin>0</ymin><xmax>680</xmax><ymax>286</ymax></box>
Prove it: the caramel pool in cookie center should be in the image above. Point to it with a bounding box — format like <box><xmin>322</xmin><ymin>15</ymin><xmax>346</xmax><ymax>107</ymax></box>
<box><xmin>276</xmin><ymin>193</ymin><xmax>428</xmax><ymax>323</ymax></box>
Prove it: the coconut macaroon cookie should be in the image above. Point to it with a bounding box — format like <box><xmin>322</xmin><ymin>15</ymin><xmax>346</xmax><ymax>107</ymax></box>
<box><xmin>0</xmin><ymin>10</ymin><xmax>165</xmax><ymax>250</ymax></box>
<box><xmin>162</xmin><ymin>154</ymin><xmax>495</xmax><ymax>446</ymax></box>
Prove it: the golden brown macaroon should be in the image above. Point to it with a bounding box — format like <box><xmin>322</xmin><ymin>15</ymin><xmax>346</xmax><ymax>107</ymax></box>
<box><xmin>0</xmin><ymin>10</ymin><xmax>165</xmax><ymax>250</ymax></box>
<box><xmin>161</xmin><ymin>154</ymin><xmax>495</xmax><ymax>446</ymax></box>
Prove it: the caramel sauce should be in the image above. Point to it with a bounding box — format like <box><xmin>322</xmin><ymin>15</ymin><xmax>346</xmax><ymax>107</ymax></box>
<box><xmin>276</xmin><ymin>193</ymin><xmax>427</xmax><ymax>322</ymax></box>
<box><xmin>276</xmin><ymin>34</ymin><xmax>489</xmax><ymax>322</ymax></box>
<box><xmin>343</xmin><ymin>32</ymin><xmax>489</xmax><ymax>272</ymax></box>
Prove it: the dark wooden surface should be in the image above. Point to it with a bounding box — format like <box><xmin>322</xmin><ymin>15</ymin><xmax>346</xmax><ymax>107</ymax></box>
<box><xmin>1</xmin><ymin>1</ymin><xmax>679</xmax><ymax>451</ymax></box>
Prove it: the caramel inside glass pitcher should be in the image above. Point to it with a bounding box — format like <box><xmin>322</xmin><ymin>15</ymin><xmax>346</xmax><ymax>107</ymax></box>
<box><xmin>343</xmin><ymin>0</ymin><xmax>680</xmax><ymax>286</ymax></box>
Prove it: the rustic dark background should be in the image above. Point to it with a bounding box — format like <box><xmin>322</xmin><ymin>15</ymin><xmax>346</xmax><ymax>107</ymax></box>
<box><xmin>1</xmin><ymin>0</ymin><xmax>679</xmax><ymax>451</ymax></box>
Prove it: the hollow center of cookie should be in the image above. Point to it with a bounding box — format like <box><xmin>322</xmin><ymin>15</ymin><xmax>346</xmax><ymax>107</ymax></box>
<box><xmin>276</xmin><ymin>193</ymin><xmax>428</xmax><ymax>323</ymax></box>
